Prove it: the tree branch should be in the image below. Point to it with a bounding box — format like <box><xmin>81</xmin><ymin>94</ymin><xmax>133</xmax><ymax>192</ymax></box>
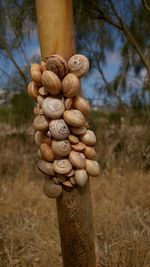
<box><xmin>142</xmin><ymin>0</ymin><xmax>150</xmax><ymax>12</ymax></box>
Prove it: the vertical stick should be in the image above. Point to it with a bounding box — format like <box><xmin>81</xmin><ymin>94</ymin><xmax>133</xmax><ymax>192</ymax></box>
<box><xmin>36</xmin><ymin>1</ymin><xmax>96</xmax><ymax>266</ymax></box>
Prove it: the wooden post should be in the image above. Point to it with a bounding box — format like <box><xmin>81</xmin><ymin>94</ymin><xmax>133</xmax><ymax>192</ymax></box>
<box><xmin>36</xmin><ymin>1</ymin><xmax>96</xmax><ymax>266</ymax></box>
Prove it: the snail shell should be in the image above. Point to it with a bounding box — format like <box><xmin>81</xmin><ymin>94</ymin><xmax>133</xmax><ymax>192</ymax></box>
<box><xmin>37</xmin><ymin>95</ymin><xmax>44</xmax><ymax>108</ymax></box>
<box><xmin>31</xmin><ymin>65</ymin><xmax>42</xmax><ymax>86</ymax></box>
<box><xmin>62</xmin><ymin>73</ymin><xmax>80</xmax><ymax>97</ymax></box>
<box><xmin>49</xmin><ymin>119</ymin><xmax>70</xmax><ymax>140</ymax></box>
<box><xmin>41</xmin><ymin>61</ymin><xmax>47</xmax><ymax>72</ymax></box>
<box><xmin>42</xmin><ymin>70</ymin><xmax>61</xmax><ymax>95</ymax></box>
<box><xmin>31</xmin><ymin>63</ymin><xmax>41</xmax><ymax>71</ymax></box>
<box><xmin>53</xmin><ymin>159</ymin><xmax>72</xmax><ymax>174</ymax></box>
<box><xmin>74</xmin><ymin>169</ymin><xmax>88</xmax><ymax>187</ymax></box>
<box><xmin>28</xmin><ymin>81</ymin><xmax>39</xmax><ymax>100</ymax></box>
<box><xmin>57</xmin><ymin>174</ymin><xmax>67</xmax><ymax>183</ymax></box>
<box><xmin>52</xmin><ymin>139</ymin><xmax>71</xmax><ymax>157</ymax></box>
<box><xmin>39</xmin><ymin>86</ymin><xmax>49</xmax><ymax>96</ymax></box>
<box><xmin>53</xmin><ymin>177</ymin><xmax>60</xmax><ymax>185</ymax></box>
<box><xmin>42</xmin><ymin>97</ymin><xmax>65</xmax><ymax>119</ymax></box>
<box><xmin>65</xmin><ymin>169</ymin><xmax>75</xmax><ymax>177</ymax></box>
<box><xmin>69</xmin><ymin>150</ymin><xmax>86</xmax><ymax>169</ymax></box>
<box><xmin>68</xmin><ymin>54</ymin><xmax>89</xmax><ymax>78</ymax></box>
<box><xmin>86</xmin><ymin>159</ymin><xmax>100</xmax><ymax>177</ymax></box>
<box><xmin>85</xmin><ymin>121</ymin><xmax>90</xmax><ymax>128</ymax></box>
<box><xmin>70</xmin><ymin>176</ymin><xmax>76</xmax><ymax>185</ymax></box>
<box><xmin>68</xmin><ymin>134</ymin><xmax>79</xmax><ymax>144</ymax></box>
<box><xmin>63</xmin><ymin>180</ymin><xmax>73</xmax><ymax>188</ymax></box>
<box><xmin>33</xmin><ymin>115</ymin><xmax>49</xmax><ymax>131</ymax></box>
<box><xmin>65</xmin><ymin>98</ymin><xmax>74</xmax><ymax>110</ymax></box>
<box><xmin>40</xmin><ymin>143</ymin><xmax>55</xmax><ymax>161</ymax></box>
<box><xmin>35</xmin><ymin>131</ymin><xmax>51</xmax><ymax>146</ymax></box>
<box><xmin>73</xmin><ymin>96</ymin><xmax>91</xmax><ymax>116</ymax></box>
<box><xmin>84</xmin><ymin>146</ymin><xmax>96</xmax><ymax>159</ymax></box>
<box><xmin>37</xmin><ymin>160</ymin><xmax>55</xmax><ymax>176</ymax></box>
<box><xmin>72</xmin><ymin>142</ymin><xmax>86</xmax><ymax>152</ymax></box>
<box><xmin>43</xmin><ymin>178</ymin><xmax>62</xmax><ymax>198</ymax></box>
<box><xmin>46</xmin><ymin>54</ymin><xmax>68</xmax><ymax>78</ymax></box>
<box><xmin>71</xmin><ymin>126</ymin><xmax>87</xmax><ymax>135</ymax></box>
<box><xmin>63</xmin><ymin>109</ymin><xmax>85</xmax><ymax>127</ymax></box>
<box><xmin>33</xmin><ymin>105</ymin><xmax>42</xmax><ymax>116</ymax></box>
<box><xmin>80</xmin><ymin>130</ymin><xmax>96</xmax><ymax>145</ymax></box>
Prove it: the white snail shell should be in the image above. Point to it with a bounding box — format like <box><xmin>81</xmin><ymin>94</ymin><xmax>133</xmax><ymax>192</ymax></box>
<box><xmin>28</xmin><ymin>81</ymin><xmax>39</xmax><ymax>100</ymax></box>
<box><xmin>33</xmin><ymin>115</ymin><xmax>49</xmax><ymax>131</ymax></box>
<box><xmin>69</xmin><ymin>150</ymin><xmax>86</xmax><ymax>169</ymax></box>
<box><xmin>72</xmin><ymin>142</ymin><xmax>86</xmax><ymax>152</ymax></box>
<box><xmin>80</xmin><ymin>130</ymin><xmax>96</xmax><ymax>145</ymax></box>
<box><xmin>42</xmin><ymin>70</ymin><xmax>61</xmax><ymax>95</ymax></box>
<box><xmin>68</xmin><ymin>54</ymin><xmax>89</xmax><ymax>78</ymax></box>
<box><xmin>40</xmin><ymin>143</ymin><xmax>55</xmax><ymax>161</ymax></box>
<box><xmin>63</xmin><ymin>109</ymin><xmax>85</xmax><ymax>127</ymax></box>
<box><xmin>73</xmin><ymin>96</ymin><xmax>91</xmax><ymax>116</ymax></box>
<box><xmin>68</xmin><ymin>134</ymin><xmax>79</xmax><ymax>144</ymax></box>
<box><xmin>42</xmin><ymin>97</ymin><xmax>65</xmax><ymax>119</ymax></box>
<box><xmin>46</xmin><ymin>54</ymin><xmax>68</xmax><ymax>78</ymax></box>
<box><xmin>35</xmin><ymin>131</ymin><xmax>51</xmax><ymax>146</ymax></box>
<box><xmin>86</xmin><ymin>159</ymin><xmax>100</xmax><ymax>177</ymax></box>
<box><xmin>43</xmin><ymin>177</ymin><xmax>62</xmax><ymax>198</ymax></box>
<box><xmin>74</xmin><ymin>169</ymin><xmax>88</xmax><ymax>187</ymax></box>
<box><xmin>84</xmin><ymin>146</ymin><xmax>96</xmax><ymax>159</ymax></box>
<box><xmin>62</xmin><ymin>73</ymin><xmax>80</xmax><ymax>97</ymax></box>
<box><xmin>52</xmin><ymin>139</ymin><xmax>71</xmax><ymax>157</ymax></box>
<box><xmin>37</xmin><ymin>160</ymin><xmax>55</xmax><ymax>176</ymax></box>
<box><xmin>71</xmin><ymin>126</ymin><xmax>87</xmax><ymax>135</ymax></box>
<box><xmin>53</xmin><ymin>159</ymin><xmax>72</xmax><ymax>174</ymax></box>
<box><xmin>49</xmin><ymin>119</ymin><xmax>70</xmax><ymax>140</ymax></box>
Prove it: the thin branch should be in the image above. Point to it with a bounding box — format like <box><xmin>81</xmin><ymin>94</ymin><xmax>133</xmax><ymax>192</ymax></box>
<box><xmin>142</xmin><ymin>0</ymin><xmax>150</xmax><ymax>12</ymax></box>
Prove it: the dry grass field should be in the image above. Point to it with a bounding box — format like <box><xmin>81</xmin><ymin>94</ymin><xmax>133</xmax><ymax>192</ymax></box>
<box><xmin>0</xmin><ymin>112</ymin><xmax>150</xmax><ymax>267</ymax></box>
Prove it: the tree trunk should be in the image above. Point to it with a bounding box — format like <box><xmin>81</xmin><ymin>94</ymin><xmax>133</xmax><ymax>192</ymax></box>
<box><xmin>36</xmin><ymin>1</ymin><xmax>96</xmax><ymax>266</ymax></box>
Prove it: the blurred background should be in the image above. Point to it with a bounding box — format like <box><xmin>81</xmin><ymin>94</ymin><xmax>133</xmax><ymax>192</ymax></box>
<box><xmin>0</xmin><ymin>0</ymin><xmax>150</xmax><ymax>266</ymax></box>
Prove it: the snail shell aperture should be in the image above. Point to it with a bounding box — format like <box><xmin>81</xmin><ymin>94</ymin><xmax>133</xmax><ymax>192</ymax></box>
<box><xmin>68</xmin><ymin>54</ymin><xmax>89</xmax><ymax>78</ymax></box>
<box><xmin>63</xmin><ymin>109</ymin><xmax>85</xmax><ymax>127</ymax></box>
<box><xmin>52</xmin><ymin>139</ymin><xmax>71</xmax><ymax>157</ymax></box>
<box><xmin>42</xmin><ymin>70</ymin><xmax>61</xmax><ymax>95</ymax></box>
<box><xmin>42</xmin><ymin>97</ymin><xmax>65</xmax><ymax>119</ymax></box>
<box><xmin>53</xmin><ymin>159</ymin><xmax>72</xmax><ymax>174</ymax></box>
<box><xmin>49</xmin><ymin>119</ymin><xmax>70</xmax><ymax>140</ymax></box>
<box><xmin>46</xmin><ymin>54</ymin><xmax>68</xmax><ymax>78</ymax></box>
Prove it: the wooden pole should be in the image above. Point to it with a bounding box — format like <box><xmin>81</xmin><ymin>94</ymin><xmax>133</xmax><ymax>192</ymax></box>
<box><xmin>36</xmin><ymin>1</ymin><xmax>96</xmax><ymax>266</ymax></box>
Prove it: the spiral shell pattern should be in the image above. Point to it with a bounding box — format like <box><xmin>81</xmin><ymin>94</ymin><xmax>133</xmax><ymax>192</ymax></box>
<box><xmin>46</xmin><ymin>54</ymin><xmax>68</xmax><ymax>78</ymax></box>
<box><xmin>68</xmin><ymin>54</ymin><xmax>89</xmax><ymax>77</ymax></box>
<box><xmin>49</xmin><ymin>119</ymin><xmax>70</xmax><ymax>140</ymax></box>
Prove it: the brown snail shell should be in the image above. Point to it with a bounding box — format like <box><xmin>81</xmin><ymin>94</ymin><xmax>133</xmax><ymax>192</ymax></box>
<box><xmin>74</xmin><ymin>169</ymin><xmax>88</xmax><ymax>187</ymax></box>
<box><xmin>35</xmin><ymin>131</ymin><xmax>51</xmax><ymax>146</ymax></box>
<box><xmin>42</xmin><ymin>97</ymin><xmax>65</xmax><ymax>119</ymax></box>
<box><xmin>86</xmin><ymin>159</ymin><xmax>100</xmax><ymax>177</ymax></box>
<box><xmin>37</xmin><ymin>160</ymin><xmax>55</xmax><ymax>176</ymax></box>
<box><xmin>85</xmin><ymin>121</ymin><xmax>90</xmax><ymax>128</ymax></box>
<box><xmin>31</xmin><ymin>63</ymin><xmax>41</xmax><ymax>71</ymax></box>
<box><xmin>84</xmin><ymin>146</ymin><xmax>96</xmax><ymax>159</ymax></box>
<box><xmin>49</xmin><ymin>119</ymin><xmax>70</xmax><ymax>140</ymax></box>
<box><xmin>62</xmin><ymin>73</ymin><xmax>80</xmax><ymax>98</ymax></box>
<box><xmin>72</xmin><ymin>142</ymin><xmax>86</xmax><ymax>152</ymax></box>
<box><xmin>71</xmin><ymin>126</ymin><xmax>87</xmax><ymax>135</ymax></box>
<box><xmin>28</xmin><ymin>81</ymin><xmax>39</xmax><ymax>100</ymax></box>
<box><xmin>68</xmin><ymin>54</ymin><xmax>89</xmax><ymax>78</ymax></box>
<box><xmin>41</xmin><ymin>61</ymin><xmax>47</xmax><ymax>72</ymax></box>
<box><xmin>52</xmin><ymin>139</ymin><xmax>71</xmax><ymax>157</ymax></box>
<box><xmin>65</xmin><ymin>169</ymin><xmax>75</xmax><ymax>177</ymax></box>
<box><xmin>46</xmin><ymin>54</ymin><xmax>68</xmax><ymax>78</ymax></box>
<box><xmin>53</xmin><ymin>177</ymin><xmax>60</xmax><ymax>185</ymax></box>
<box><xmin>37</xmin><ymin>95</ymin><xmax>44</xmax><ymax>108</ymax></box>
<box><xmin>33</xmin><ymin>105</ymin><xmax>42</xmax><ymax>116</ymax></box>
<box><xmin>80</xmin><ymin>130</ymin><xmax>96</xmax><ymax>145</ymax></box>
<box><xmin>31</xmin><ymin>69</ymin><xmax>42</xmax><ymax>86</ymax></box>
<box><xmin>33</xmin><ymin>115</ymin><xmax>49</xmax><ymax>131</ymax></box>
<box><xmin>70</xmin><ymin>176</ymin><xmax>76</xmax><ymax>185</ymax></box>
<box><xmin>53</xmin><ymin>159</ymin><xmax>72</xmax><ymax>174</ymax></box>
<box><xmin>65</xmin><ymin>98</ymin><xmax>74</xmax><ymax>110</ymax></box>
<box><xmin>69</xmin><ymin>150</ymin><xmax>86</xmax><ymax>169</ymax></box>
<box><xmin>73</xmin><ymin>96</ymin><xmax>91</xmax><ymax>116</ymax></box>
<box><xmin>39</xmin><ymin>86</ymin><xmax>49</xmax><ymax>96</ymax></box>
<box><xmin>42</xmin><ymin>70</ymin><xmax>61</xmax><ymax>95</ymax></box>
<box><xmin>63</xmin><ymin>109</ymin><xmax>85</xmax><ymax>127</ymax></box>
<box><xmin>43</xmin><ymin>178</ymin><xmax>62</xmax><ymax>198</ymax></box>
<box><xmin>40</xmin><ymin>143</ymin><xmax>55</xmax><ymax>161</ymax></box>
<box><xmin>63</xmin><ymin>180</ymin><xmax>73</xmax><ymax>188</ymax></box>
<box><xmin>57</xmin><ymin>174</ymin><xmax>67</xmax><ymax>183</ymax></box>
<box><xmin>68</xmin><ymin>134</ymin><xmax>79</xmax><ymax>144</ymax></box>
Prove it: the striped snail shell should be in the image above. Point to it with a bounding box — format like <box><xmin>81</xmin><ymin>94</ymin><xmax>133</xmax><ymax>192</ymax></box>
<box><xmin>43</xmin><ymin>178</ymin><xmax>62</xmax><ymax>198</ymax></box>
<box><xmin>28</xmin><ymin>81</ymin><xmax>39</xmax><ymax>100</ymax></box>
<box><xmin>53</xmin><ymin>159</ymin><xmax>72</xmax><ymax>174</ymax></box>
<box><xmin>69</xmin><ymin>150</ymin><xmax>86</xmax><ymax>169</ymax></box>
<box><xmin>42</xmin><ymin>97</ymin><xmax>65</xmax><ymax>119</ymax></box>
<box><xmin>52</xmin><ymin>139</ymin><xmax>71</xmax><ymax>157</ymax></box>
<box><xmin>46</xmin><ymin>54</ymin><xmax>68</xmax><ymax>78</ymax></box>
<box><xmin>63</xmin><ymin>109</ymin><xmax>85</xmax><ymax>127</ymax></box>
<box><xmin>68</xmin><ymin>54</ymin><xmax>89</xmax><ymax>78</ymax></box>
<box><xmin>42</xmin><ymin>70</ymin><xmax>61</xmax><ymax>95</ymax></box>
<box><xmin>73</xmin><ymin>96</ymin><xmax>91</xmax><ymax>116</ymax></box>
<box><xmin>49</xmin><ymin>119</ymin><xmax>70</xmax><ymax>140</ymax></box>
<box><xmin>62</xmin><ymin>73</ymin><xmax>80</xmax><ymax>97</ymax></box>
<box><xmin>39</xmin><ymin>86</ymin><xmax>49</xmax><ymax>96</ymax></box>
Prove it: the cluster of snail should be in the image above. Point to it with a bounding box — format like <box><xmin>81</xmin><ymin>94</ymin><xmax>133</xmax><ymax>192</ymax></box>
<box><xmin>28</xmin><ymin>54</ymin><xmax>100</xmax><ymax>198</ymax></box>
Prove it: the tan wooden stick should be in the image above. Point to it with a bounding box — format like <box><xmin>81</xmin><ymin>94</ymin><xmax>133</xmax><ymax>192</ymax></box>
<box><xmin>36</xmin><ymin>1</ymin><xmax>96</xmax><ymax>266</ymax></box>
